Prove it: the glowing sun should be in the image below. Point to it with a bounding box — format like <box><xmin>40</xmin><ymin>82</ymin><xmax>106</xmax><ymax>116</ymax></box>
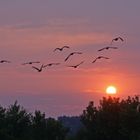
<box><xmin>106</xmin><ymin>86</ymin><xmax>117</xmax><ymax>95</ymax></box>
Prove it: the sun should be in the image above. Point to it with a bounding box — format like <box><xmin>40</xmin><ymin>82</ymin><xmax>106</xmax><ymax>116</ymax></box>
<box><xmin>106</xmin><ymin>86</ymin><xmax>117</xmax><ymax>95</ymax></box>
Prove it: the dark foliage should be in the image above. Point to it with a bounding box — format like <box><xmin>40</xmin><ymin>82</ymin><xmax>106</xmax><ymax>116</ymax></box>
<box><xmin>0</xmin><ymin>95</ymin><xmax>140</xmax><ymax>140</ymax></box>
<box><xmin>77</xmin><ymin>96</ymin><xmax>140</xmax><ymax>140</ymax></box>
<box><xmin>0</xmin><ymin>101</ymin><xmax>68</xmax><ymax>140</ymax></box>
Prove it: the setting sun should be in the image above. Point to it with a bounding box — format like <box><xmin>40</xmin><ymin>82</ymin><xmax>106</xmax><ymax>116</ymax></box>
<box><xmin>106</xmin><ymin>86</ymin><xmax>117</xmax><ymax>95</ymax></box>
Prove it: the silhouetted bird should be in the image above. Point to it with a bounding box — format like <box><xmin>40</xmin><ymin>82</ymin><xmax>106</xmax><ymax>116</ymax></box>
<box><xmin>53</xmin><ymin>46</ymin><xmax>70</xmax><ymax>52</ymax></box>
<box><xmin>92</xmin><ymin>56</ymin><xmax>110</xmax><ymax>63</ymax></box>
<box><xmin>32</xmin><ymin>64</ymin><xmax>44</xmax><ymax>72</ymax></box>
<box><xmin>64</xmin><ymin>52</ymin><xmax>82</xmax><ymax>61</ymax></box>
<box><xmin>0</xmin><ymin>60</ymin><xmax>11</xmax><ymax>63</ymax></box>
<box><xmin>98</xmin><ymin>46</ymin><xmax>118</xmax><ymax>51</ymax></box>
<box><xmin>67</xmin><ymin>61</ymin><xmax>84</xmax><ymax>68</ymax></box>
<box><xmin>43</xmin><ymin>63</ymin><xmax>60</xmax><ymax>68</ymax></box>
<box><xmin>22</xmin><ymin>61</ymin><xmax>40</xmax><ymax>65</ymax></box>
<box><xmin>111</xmin><ymin>37</ymin><xmax>124</xmax><ymax>45</ymax></box>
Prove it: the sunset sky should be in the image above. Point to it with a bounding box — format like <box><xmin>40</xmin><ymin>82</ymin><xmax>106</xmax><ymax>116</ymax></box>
<box><xmin>0</xmin><ymin>0</ymin><xmax>140</xmax><ymax>117</ymax></box>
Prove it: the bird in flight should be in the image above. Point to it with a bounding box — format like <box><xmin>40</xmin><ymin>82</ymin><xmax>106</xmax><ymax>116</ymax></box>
<box><xmin>43</xmin><ymin>63</ymin><xmax>60</xmax><ymax>68</ymax></box>
<box><xmin>53</xmin><ymin>46</ymin><xmax>70</xmax><ymax>52</ymax></box>
<box><xmin>111</xmin><ymin>37</ymin><xmax>124</xmax><ymax>45</ymax></box>
<box><xmin>32</xmin><ymin>64</ymin><xmax>44</xmax><ymax>72</ymax></box>
<box><xmin>67</xmin><ymin>61</ymin><xmax>84</xmax><ymax>69</ymax></box>
<box><xmin>22</xmin><ymin>61</ymin><xmax>40</xmax><ymax>65</ymax></box>
<box><xmin>0</xmin><ymin>60</ymin><xmax>11</xmax><ymax>63</ymax></box>
<box><xmin>98</xmin><ymin>46</ymin><xmax>118</xmax><ymax>52</ymax></box>
<box><xmin>92</xmin><ymin>56</ymin><xmax>110</xmax><ymax>63</ymax></box>
<box><xmin>64</xmin><ymin>52</ymin><xmax>82</xmax><ymax>62</ymax></box>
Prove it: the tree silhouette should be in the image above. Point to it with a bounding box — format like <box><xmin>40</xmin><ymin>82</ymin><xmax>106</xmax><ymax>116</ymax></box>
<box><xmin>5</xmin><ymin>101</ymin><xmax>31</xmax><ymax>140</ymax></box>
<box><xmin>0</xmin><ymin>105</ymin><xmax>7</xmax><ymax>140</ymax></box>
<box><xmin>31</xmin><ymin>110</ymin><xmax>47</xmax><ymax>140</ymax></box>
<box><xmin>79</xmin><ymin>96</ymin><xmax>140</xmax><ymax>140</ymax></box>
<box><xmin>119</xmin><ymin>96</ymin><xmax>140</xmax><ymax>140</ymax></box>
<box><xmin>0</xmin><ymin>96</ymin><xmax>139</xmax><ymax>140</ymax></box>
<box><xmin>46</xmin><ymin>118</ymin><xmax>68</xmax><ymax>140</ymax></box>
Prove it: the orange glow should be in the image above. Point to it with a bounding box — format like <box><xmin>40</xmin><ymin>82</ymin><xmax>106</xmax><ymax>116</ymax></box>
<box><xmin>106</xmin><ymin>86</ymin><xmax>117</xmax><ymax>95</ymax></box>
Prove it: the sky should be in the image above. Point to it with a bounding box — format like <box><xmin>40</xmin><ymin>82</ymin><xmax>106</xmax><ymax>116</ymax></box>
<box><xmin>0</xmin><ymin>0</ymin><xmax>140</xmax><ymax>117</ymax></box>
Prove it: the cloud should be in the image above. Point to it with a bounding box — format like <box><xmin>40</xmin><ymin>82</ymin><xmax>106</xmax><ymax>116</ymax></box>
<box><xmin>0</xmin><ymin>24</ymin><xmax>112</xmax><ymax>49</ymax></box>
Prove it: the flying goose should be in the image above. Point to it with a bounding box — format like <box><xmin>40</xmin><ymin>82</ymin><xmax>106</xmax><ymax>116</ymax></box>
<box><xmin>22</xmin><ymin>61</ymin><xmax>40</xmax><ymax>65</ymax></box>
<box><xmin>43</xmin><ymin>63</ymin><xmax>60</xmax><ymax>68</ymax></box>
<box><xmin>98</xmin><ymin>46</ymin><xmax>118</xmax><ymax>52</ymax></box>
<box><xmin>67</xmin><ymin>61</ymin><xmax>84</xmax><ymax>68</ymax></box>
<box><xmin>111</xmin><ymin>37</ymin><xmax>124</xmax><ymax>45</ymax></box>
<box><xmin>0</xmin><ymin>60</ymin><xmax>11</xmax><ymax>63</ymax></box>
<box><xmin>32</xmin><ymin>64</ymin><xmax>44</xmax><ymax>72</ymax></box>
<box><xmin>64</xmin><ymin>52</ymin><xmax>82</xmax><ymax>62</ymax></box>
<box><xmin>92</xmin><ymin>56</ymin><xmax>110</xmax><ymax>63</ymax></box>
<box><xmin>53</xmin><ymin>46</ymin><xmax>70</xmax><ymax>52</ymax></box>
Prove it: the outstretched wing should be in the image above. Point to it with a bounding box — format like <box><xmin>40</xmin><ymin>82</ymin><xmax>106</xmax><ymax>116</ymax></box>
<box><xmin>92</xmin><ymin>58</ymin><xmax>98</xmax><ymax>63</ymax></box>
<box><xmin>77</xmin><ymin>61</ymin><xmax>84</xmax><ymax>66</ymax></box>
<box><xmin>98</xmin><ymin>47</ymin><xmax>106</xmax><ymax>51</ymax></box>
<box><xmin>32</xmin><ymin>66</ymin><xmax>39</xmax><ymax>71</ymax></box>
<box><xmin>62</xmin><ymin>46</ymin><xmax>70</xmax><ymax>49</ymax></box>
<box><xmin>118</xmin><ymin>37</ymin><xmax>124</xmax><ymax>41</ymax></box>
<box><xmin>40</xmin><ymin>64</ymin><xmax>44</xmax><ymax>69</ymax></box>
<box><xmin>73</xmin><ymin>52</ymin><xmax>82</xmax><ymax>54</ymax></box>
<box><xmin>101</xmin><ymin>56</ymin><xmax>110</xmax><ymax>59</ymax></box>
<box><xmin>67</xmin><ymin>65</ymin><xmax>75</xmax><ymax>68</ymax></box>
<box><xmin>64</xmin><ymin>54</ymin><xmax>72</xmax><ymax>61</ymax></box>
<box><xmin>109</xmin><ymin>47</ymin><xmax>118</xmax><ymax>49</ymax></box>
<box><xmin>1</xmin><ymin>60</ymin><xmax>11</xmax><ymax>63</ymax></box>
<box><xmin>53</xmin><ymin>48</ymin><xmax>61</xmax><ymax>52</ymax></box>
<box><xmin>44</xmin><ymin>63</ymin><xmax>60</xmax><ymax>67</ymax></box>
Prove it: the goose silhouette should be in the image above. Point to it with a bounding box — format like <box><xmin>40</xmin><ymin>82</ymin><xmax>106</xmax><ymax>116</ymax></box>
<box><xmin>67</xmin><ymin>61</ymin><xmax>84</xmax><ymax>68</ymax></box>
<box><xmin>92</xmin><ymin>56</ymin><xmax>110</xmax><ymax>63</ymax></box>
<box><xmin>22</xmin><ymin>61</ymin><xmax>40</xmax><ymax>65</ymax></box>
<box><xmin>0</xmin><ymin>60</ymin><xmax>11</xmax><ymax>63</ymax></box>
<box><xmin>98</xmin><ymin>46</ymin><xmax>118</xmax><ymax>52</ymax></box>
<box><xmin>64</xmin><ymin>52</ymin><xmax>82</xmax><ymax>62</ymax></box>
<box><xmin>111</xmin><ymin>37</ymin><xmax>124</xmax><ymax>45</ymax></box>
<box><xmin>53</xmin><ymin>46</ymin><xmax>70</xmax><ymax>52</ymax></box>
<box><xmin>43</xmin><ymin>63</ymin><xmax>60</xmax><ymax>68</ymax></box>
<box><xmin>32</xmin><ymin>64</ymin><xmax>44</xmax><ymax>72</ymax></box>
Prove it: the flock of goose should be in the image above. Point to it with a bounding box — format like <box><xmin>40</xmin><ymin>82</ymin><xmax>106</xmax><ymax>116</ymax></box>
<box><xmin>2</xmin><ymin>36</ymin><xmax>140</xmax><ymax>112</ymax></box>
<box><xmin>0</xmin><ymin>37</ymin><xmax>124</xmax><ymax>72</ymax></box>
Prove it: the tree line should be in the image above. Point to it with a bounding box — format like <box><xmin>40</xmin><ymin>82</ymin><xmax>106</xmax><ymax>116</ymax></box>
<box><xmin>0</xmin><ymin>96</ymin><xmax>140</xmax><ymax>140</ymax></box>
<box><xmin>0</xmin><ymin>101</ymin><xmax>68</xmax><ymax>140</ymax></box>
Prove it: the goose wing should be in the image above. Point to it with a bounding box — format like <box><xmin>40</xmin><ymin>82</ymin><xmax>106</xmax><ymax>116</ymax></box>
<box><xmin>92</xmin><ymin>58</ymin><xmax>98</xmax><ymax>63</ymax></box>
<box><xmin>53</xmin><ymin>48</ymin><xmax>61</xmax><ymax>52</ymax></box>
<box><xmin>98</xmin><ymin>47</ymin><xmax>106</xmax><ymax>51</ymax></box>
<box><xmin>77</xmin><ymin>61</ymin><xmax>84</xmax><ymax>66</ymax></box>
<box><xmin>109</xmin><ymin>47</ymin><xmax>118</xmax><ymax>49</ymax></box>
<box><xmin>32</xmin><ymin>66</ymin><xmax>40</xmax><ymax>71</ymax></box>
<box><xmin>119</xmin><ymin>37</ymin><xmax>124</xmax><ymax>41</ymax></box>
<box><xmin>62</xmin><ymin>46</ymin><xmax>70</xmax><ymax>49</ymax></box>
<box><xmin>65</xmin><ymin>54</ymin><xmax>72</xmax><ymax>61</ymax></box>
